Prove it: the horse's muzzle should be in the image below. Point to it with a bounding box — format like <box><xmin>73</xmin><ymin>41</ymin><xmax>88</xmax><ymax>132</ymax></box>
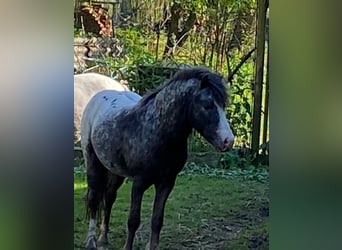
<box><xmin>219</xmin><ymin>137</ymin><xmax>234</xmax><ymax>152</ymax></box>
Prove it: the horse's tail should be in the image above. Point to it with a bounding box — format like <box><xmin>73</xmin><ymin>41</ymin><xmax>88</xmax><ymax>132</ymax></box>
<box><xmin>84</xmin><ymin>142</ymin><xmax>107</xmax><ymax>221</ymax></box>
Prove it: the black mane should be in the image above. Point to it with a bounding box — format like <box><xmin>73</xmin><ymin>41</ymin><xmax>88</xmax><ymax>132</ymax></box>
<box><xmin>138</xmin><ymin>67</ymin><xmax>228</xmax><ymax>108</ymax></box>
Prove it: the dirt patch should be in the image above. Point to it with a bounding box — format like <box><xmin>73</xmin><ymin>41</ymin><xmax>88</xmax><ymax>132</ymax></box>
<box><xmin>123</xmin><ymin>218</ymin><xmax>243</xmax><ymax>250</ymax></box>
<box><xmin>165</xmin><ymin>213</ymin><xmax>267</xmax><ymax>249</ymax></box>
<box><xmin>191</xmin><ymin>217</ymin><xmax>241</xmax><ymax>249</ymax></box>
<box><xmin>167</xmin><ymin>202</ymin><xmax>269</xmax><ymax>249</ymax></box>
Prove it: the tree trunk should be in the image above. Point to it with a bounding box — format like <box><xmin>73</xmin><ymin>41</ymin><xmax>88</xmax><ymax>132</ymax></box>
<box><xmin>120</xmin><ymin>0</ymin><xmax>133</xmax><ymax>17</ymax></box>
<box><xmin>251</xmin><ymin>0</ymin><xmax>267</xmax><ymax>153</ymax></box>
<box><xmin>175</xmin><ymin>11</ymin><xmax>196</xmax><ymax>48</ymax></box>
<box><xmin>163</xmin><ymin>3</ymin><xmax>196</xmax><ymax>59</ymax></box>
<box><xmin>262</xmin><ymin>2</ymin><xmax>269</xmax><ymax>154</ymax></box>
<box><xmin>163</xmin><ymin>3</ymin><xmax>181</xmax><ymax>58</ymax></box>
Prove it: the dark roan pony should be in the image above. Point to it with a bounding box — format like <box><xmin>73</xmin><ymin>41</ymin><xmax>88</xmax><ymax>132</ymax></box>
<box><xmin>81</xmin><ymin>67</ymin><xmax>235</xmax><ymax>250</ymax></box>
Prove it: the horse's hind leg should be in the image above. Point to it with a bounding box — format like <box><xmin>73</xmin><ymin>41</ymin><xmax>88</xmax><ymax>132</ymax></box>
<box><xmin>98</xmin><ymin>173</ymin><xmax>125</xmax><ymax>246</ymax></box>
<box><xmin>84</xmin><ymin>142</ymin><xmax>107</xmax><ymax>250</ymax></box>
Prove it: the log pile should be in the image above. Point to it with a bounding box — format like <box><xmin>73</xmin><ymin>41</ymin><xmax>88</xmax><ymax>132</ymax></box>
<box><xmin>81</xmin><ymin>3</ymin><xmax>113</xmax><ymax>37</ymax></box>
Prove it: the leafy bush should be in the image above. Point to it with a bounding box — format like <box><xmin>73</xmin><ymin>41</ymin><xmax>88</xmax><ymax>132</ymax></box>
<box><xmin>226</xmin><ymin>52</ymin><xmax>254</xmax><ymax>147</ymax></box>
<box><xmin>180</xmin><ymin>161</ymin><xmax>269</xmax><ymax>183</ymax></box>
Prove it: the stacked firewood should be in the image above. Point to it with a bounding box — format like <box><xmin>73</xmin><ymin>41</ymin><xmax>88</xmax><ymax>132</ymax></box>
<box><xmin>81</xmin><ymin>3</ymin><xmax>112</xmax><ymax>37</ymax></box>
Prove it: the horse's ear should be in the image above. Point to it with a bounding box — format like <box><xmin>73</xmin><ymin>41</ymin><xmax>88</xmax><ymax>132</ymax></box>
<box><xmin>200</xmin><ymin>75</ymin><xmax>209</xmax><ymax>89</ymax></box>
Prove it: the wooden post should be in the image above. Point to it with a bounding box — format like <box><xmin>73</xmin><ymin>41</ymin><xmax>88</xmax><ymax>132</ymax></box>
<box><xmin>251</xmin><ymin>0</ymin><xmax>267</xmax><ymax>153</ymax></box>
<box><xmin>262</xmin><ymin>5</ymin><xmax>269</xmax><ymax>154</ymax></box>
<box><xmin>262</xmin><ymin>42</ymin><xmax>269</xmax><ymax>154</ymax></box>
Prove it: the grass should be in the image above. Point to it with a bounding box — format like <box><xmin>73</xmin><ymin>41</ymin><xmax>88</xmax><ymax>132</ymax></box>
<box><xmin>74</xmin><ymin>167</ymin><xmax>269</xmax><ymax>250</ymax></box>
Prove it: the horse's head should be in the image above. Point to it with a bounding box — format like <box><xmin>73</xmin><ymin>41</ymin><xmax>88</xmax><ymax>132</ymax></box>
<box><xmin>187</xmin><ymin>70</ymin><xmax>235</xmax><ymax>152</ymax></box>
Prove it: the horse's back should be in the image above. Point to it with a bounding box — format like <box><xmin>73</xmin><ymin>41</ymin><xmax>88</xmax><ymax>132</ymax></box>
<box><xmin>74</xmin><ymin>73</ymin><xmax>128</xmax><ymax>95</ymax></box>
<box><xmin>74</xmin><ymin>73</ymin><xmax>129</xmax><ymax>142</ymax></box>
<box><xmin>81</xmin><ymin>89</ymin><xmax>142</xmax><ymax>147</ymax></box>
<box><xmin>85</xmin><ymin>89</ymin><xmax>141</xmax><ymax>121</ymax></box>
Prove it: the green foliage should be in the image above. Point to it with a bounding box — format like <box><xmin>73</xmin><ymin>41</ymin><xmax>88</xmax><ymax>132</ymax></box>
<box><xmin>74</xmin><ymin>28</ymin><xmax>84</xmax><ymax>37</ymax></box>
<box><xmin>131</xmin><ymin>64</ymin><xmax>179</xmax><ymax>95</ymax></box>
<box><xmin>74</xmin><ymin>28</ymin><xmax>99</xmax><ymax>38</ymax></box>
<box><xmin>115</xmin><ymin>28</ymin><xmax>152</xmax><ymax>61</ymax></box>
<box><xmin>183</xmin><ymin>149</ymin><xmax>269</xmax><ymax>183</ymax></box>
<box><xmin>180</xmin><ymin>161</ymin><xmax>268</xmax><ymax>183</ymax></box>
<box><xmin>227</xmin><ymin>58</ymin><xmax>254</xmax><ymax>146</ymax></box>
<box><xmin>105</xmin><ymin>27</ymin><xmax>155</xmax><ymax>67</ymax></box>
<box><xmin>188</xmin><ymin>131</ymin><xmax>215</xmax><ymax>152</ymax></box>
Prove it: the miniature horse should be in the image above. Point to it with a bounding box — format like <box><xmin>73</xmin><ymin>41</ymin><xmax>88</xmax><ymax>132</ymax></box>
<box><xmin>81</xmin><ymin>67</ymin><xmax>235</xmax><ymax>249</ymax></box>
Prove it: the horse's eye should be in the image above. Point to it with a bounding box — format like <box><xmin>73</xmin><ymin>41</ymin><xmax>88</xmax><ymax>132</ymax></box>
<box><xmin>203</xmin><ymin>103</ymin><xmax>214</xmax><ymax>111</ymax></box>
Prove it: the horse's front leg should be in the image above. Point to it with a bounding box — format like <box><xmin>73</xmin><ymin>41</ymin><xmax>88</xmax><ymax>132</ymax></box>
<box><xmin>147</xmin><ymin>180</ymin><xmax>175</xmax><ymax>250</ymax></box>
<box><xmin>123</xmin><ymin>179</ymin><xmax>151</xmax><ymax>250</ymax></box>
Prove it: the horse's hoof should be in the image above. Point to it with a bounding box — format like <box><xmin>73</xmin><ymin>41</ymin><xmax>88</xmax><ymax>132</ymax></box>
<box><xmin>122</xmin><ymin>244</ymin><xmax>132</xmax><ymax>250</ymax></box>
<box><xmin>146</xmin><ymin>242</ymin><xmax>160</xmax><ymax>250</ymax></box>
<box><xmin>97</xmin><ymin>234</ymin><xmax>109</xmax><ymax>246</ymax></box>
<box><xmin>97</xmin><ymin>246</ymin><xmax>109</xmax><ymax>250</ymax></box>
<box><xmin>85</xmin><ymin>235</ymin><xmax>97</xmax><ymax>250</ymax></box>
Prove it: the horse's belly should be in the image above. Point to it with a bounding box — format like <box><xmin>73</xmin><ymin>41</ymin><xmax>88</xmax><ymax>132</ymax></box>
<box><xmin>91</xmin><ymin>134</ymin><xmax>132</xmax><ymax>177</ymax></box>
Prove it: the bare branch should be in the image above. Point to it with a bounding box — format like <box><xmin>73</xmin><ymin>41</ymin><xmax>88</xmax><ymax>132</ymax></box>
<box><xmin>227</xmin><ymin>47</ymin><xmax>255</xmax><ymax>83</ymax></box>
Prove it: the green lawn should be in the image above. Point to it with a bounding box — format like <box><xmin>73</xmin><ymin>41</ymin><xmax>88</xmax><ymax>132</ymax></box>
<box><xmin>74</xmin><ymin>171</ymin><xmax>269</xmax><ymax>250</ymax></box>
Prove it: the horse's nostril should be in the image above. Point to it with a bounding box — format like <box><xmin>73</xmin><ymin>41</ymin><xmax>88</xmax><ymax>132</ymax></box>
<box><xmin>224</xmin><ymin>138</ymin><xmax>231</xmax><ymax>146</ymax></box>
<box><xmin>223</xmin><ymin>138</ymin><xmax>234</xmax><ymax>151</ymax></box>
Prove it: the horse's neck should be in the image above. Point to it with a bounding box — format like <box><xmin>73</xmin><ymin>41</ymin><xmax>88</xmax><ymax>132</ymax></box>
<box><xmin>138</xmin><ymin>85</ymin><xmax>192</xmax><ymax>140</ymax></box>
